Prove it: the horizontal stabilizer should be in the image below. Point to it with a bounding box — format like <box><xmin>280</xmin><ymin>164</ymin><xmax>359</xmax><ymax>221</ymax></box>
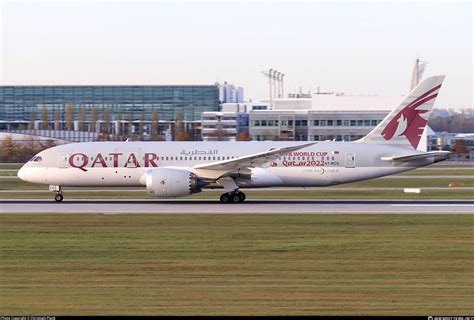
<box><xmin>381</xmin><ymin>151</ymin><xmax>450</xmax><ymax>163</ymax></box>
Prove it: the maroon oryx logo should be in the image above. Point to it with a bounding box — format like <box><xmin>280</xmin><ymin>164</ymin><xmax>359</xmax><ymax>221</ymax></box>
<box><xmin>381</xmin><ymin>84</ymin><xmax>441</xmax><ymax>148</ymax></box>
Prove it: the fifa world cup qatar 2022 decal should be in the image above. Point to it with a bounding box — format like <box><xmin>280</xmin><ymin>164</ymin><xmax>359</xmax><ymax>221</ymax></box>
<box><xmin>275</xmin><ymin>151</ymin><xmax>340</xmax><ymax>167</ymax></box>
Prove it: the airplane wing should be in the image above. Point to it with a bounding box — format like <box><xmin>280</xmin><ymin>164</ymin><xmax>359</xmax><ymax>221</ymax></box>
<box><xmin>380</xmin><ymin>151</ymin><xmax>450</xmax><ymax>163</ymax></box>
<box><xmin>193</xmin><ymin>142</ymin><xmax>316</xmax><ymax>172</ymax></box>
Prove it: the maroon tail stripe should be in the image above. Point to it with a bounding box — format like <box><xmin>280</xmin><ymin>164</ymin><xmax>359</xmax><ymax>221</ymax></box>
<box><xmin>406</xmin><ymin>93</ymin><xmax>438</xmax><ymax>114</ymax></box>
<box><xmin>404</xmin><ymin>84</ymin><xmax>441</xmax><ymax>110</ymax></box>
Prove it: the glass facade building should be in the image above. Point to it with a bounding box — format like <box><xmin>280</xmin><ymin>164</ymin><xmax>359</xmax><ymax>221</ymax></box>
<box><xmin>0</xmin><ymin>85</ymin><xmax>220</xmax><ymax>129</ymax></box>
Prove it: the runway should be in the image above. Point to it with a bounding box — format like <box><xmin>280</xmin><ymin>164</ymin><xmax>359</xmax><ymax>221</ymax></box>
<box><xmin>1</xmin><ymin>199</ymin><xmax>473</xmax><ymax>214</ymax></box>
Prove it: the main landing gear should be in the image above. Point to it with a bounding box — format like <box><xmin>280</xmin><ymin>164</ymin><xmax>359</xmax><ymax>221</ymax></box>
<box><xmin>50</xmin><ymin>185</ymin><xmax>63</xmax><ymax>202</ymax></box>
<box><xmin>216</xmin><ymin>177</ymin><xmax>246</xmax><ymax>203</ymax></box>
<box><xmin>220</xmin><ymin>191</ymin><xmax>246</xmax><ymax>204</ymax></box>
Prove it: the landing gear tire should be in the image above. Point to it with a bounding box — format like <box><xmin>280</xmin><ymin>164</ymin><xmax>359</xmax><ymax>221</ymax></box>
<box><xmin>54</xmin><ymin>193</ymin><xmax>64</xmax><ymax>202</ymax></box>
<box><xmin>231</xmin><ymin>193</ymin><xmax>241</xmax><ymax>203</ymax></box>
<box><xmin>220</xmin><ymin>193</ymin><xmax>230</xmax><ymax>203</ymax></box>
<box><xmin>220</xmin><ymin>191</ymin><xmax>246</xmax><ymax>203</ymax></box>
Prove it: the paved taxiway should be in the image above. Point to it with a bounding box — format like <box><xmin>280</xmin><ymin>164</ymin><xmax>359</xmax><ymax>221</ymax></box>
<box><xmin>1</xmin><ymin>199</ymin><xmax>473</xmax><ymax>214</ymax></box>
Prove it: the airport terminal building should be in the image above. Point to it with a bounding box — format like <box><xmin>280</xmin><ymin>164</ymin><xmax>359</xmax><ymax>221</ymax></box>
<box><xmin>0</xmin><ymin>85</ymin><xmax>220</xmax><ymax>140</ymax></box>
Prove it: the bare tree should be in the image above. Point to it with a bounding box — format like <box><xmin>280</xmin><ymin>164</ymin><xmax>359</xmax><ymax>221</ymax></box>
<box><xmin>54</xmin><ymin>110</ymin><xmax>61</xmax><ymax>130</ymax></box>
<box><xmin>91</xmin><ymin>106</ymin><xmax>98</xmax><ymax>132</ymax></box>
<box><xmin>207</xmin><ymin>127</ymin><xmax>227</xmax><ymax>141</ymax></box>
<box><xmin>116</xmin><ymin>112</ymin><xmax>123</xmax><ymax>136</ymax></box>
<box><xmin>1</xmin><ymin>135</ymin><xmax>15</xmax><ymax>159</ymax></box>
<box><xmin>127</xmin><ymin>111</ymin><xmax>133</xmax><ymax>136</ymax></box>
<box><xmin>150</xmin><ymin>109</ymin><xmax>159</xmax><ymax>141</ymax></box>
<box><xmin>28</xmin><ymin>111</ymin><xmax>36</xmax><ymax>130</ymax></box>
<box><xmin>139</xmin><ymin>111</ymin><xmax>145</xmax><ymax>140</ymax></box>
<box><xmin>65</xmin><ymin>104</ymin><xmax>74</xmax><ymax>131</ymax></box>
<box><xmin>102</xmin><ymin>106</ymin><xmax>110</xmax><ymax>135</ymax></box>
<box><xmin>173</xmin><ymin>112</ymin><xmax>185</xmax><ymax>140</ymax></box>
<box><xmin>41</xmin><ymin>107</ymin><xmax>49</xmax><ymax>130</ymax></box>
<box><xmin>78</xmin><ymin>105</ymin><xmax>85</xmax><ymax>131</ymax></box>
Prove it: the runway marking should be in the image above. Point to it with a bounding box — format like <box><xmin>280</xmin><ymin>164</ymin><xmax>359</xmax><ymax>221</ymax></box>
<box><xmin>392</xmin><ymin>204</ymin><xmax>473</xmax><ymax>207</ymax></box>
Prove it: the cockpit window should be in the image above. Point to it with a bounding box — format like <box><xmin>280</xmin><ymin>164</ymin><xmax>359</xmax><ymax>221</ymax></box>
<box><xmin>28</xmin><ymin>156</ymin><xmax>37</xmax><ymax>162</ymax></box>
<box><xmin>33</xmin><ymin>156</ymin><xmax>42</xmax><ymax>162</ymax></box>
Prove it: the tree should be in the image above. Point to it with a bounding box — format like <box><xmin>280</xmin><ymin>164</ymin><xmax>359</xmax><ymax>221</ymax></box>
<box><xmin>127</xmin><ymin>111</ymin><xmax>133</xmax><ymax>136</ymax></box>
<box><xmin>28</xmin><ymin>111</ymin><xmax>36</xmax><ymax>130</ymax></box>
<box><xmin>207</xmin><ymin>127</ymin><xmax>227</xmax><ymax>141</ymax></box>
<box><xmin>173</xmin><ymin>112</ymin><xmax>185</xmax><ymax>139</ymax></box>
<box><xmin>138</xmin><ymin>111</ymin><xmax>145</xmax><ymax>140</ymax></box>
<box><xmin>91</xmin><ymin>106</ymin><xmax>98</xmax><ymax>132</ymax></box>
<box><xmin>150</xmin><ymin>109</ymin><xmax>159</xmax><ymax>141</ymax></box>
<box><xmin>116</xmin><ymin>112</ymin><xmax>123</xmax><ymax>136</ymax></box>
<box><xmin>235</xmin><ymin>132</ymin><xmax>251</xmax><ymax>141</ymax></box>
<box><xmin>43</xmin><ymin>139</ymin><xmax>56</xmax><ymax>149</ymax></box>
<box><xmin>1</xmin><ymin>135</ymin><xmax>15</xmax><ymax>158</ymax></box>
<box><xmin>174</xmin><ymin>132</ymin><xmax>191</xmax><ymax>141</ymax></box>
<box><xmin>54</xmin><ymin>110</ymin><xmax>61</xmax><ymax>130</ymax></box>
<box><xmin>65</xmin><ymin>104</ymin><xmax>74</xmax><ymax>131</ymax></box>
<box><xmin>78</xmin><ymin>105</ymin><xmax>85</xmax><ymax>131</ymax></box>
<box><xmin>102</xmin><ymin>106</ymin><xmax>110</xmax><ymax>135</ymax></box>
<box><xmin>41</xmin><ymin>107</ymin><xmax>49</xmax><ymax>130</ymax></box>
<box><xmin>451</xmin><ymin>139</ymin><xmax>470</xmax><ymax>157</ymax></box>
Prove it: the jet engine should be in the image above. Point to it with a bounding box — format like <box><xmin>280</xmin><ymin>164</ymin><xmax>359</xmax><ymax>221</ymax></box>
<box><xmin>145</xmin><ymin>168</ymin><xmax>205</xmax><ymax>197</ymax></box>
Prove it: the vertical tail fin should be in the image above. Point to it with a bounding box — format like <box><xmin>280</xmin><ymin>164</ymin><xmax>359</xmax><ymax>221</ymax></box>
<box><xmin>360</xmin><ymin>75</ymin><xmax>445</xmax><ymax>149</ymax></box>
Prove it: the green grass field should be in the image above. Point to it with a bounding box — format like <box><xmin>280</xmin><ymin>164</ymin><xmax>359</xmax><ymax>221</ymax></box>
<box><xmin>0</xmin><ymin>214</ymin><xmax>472</xmax><ymax>315</ymax></box>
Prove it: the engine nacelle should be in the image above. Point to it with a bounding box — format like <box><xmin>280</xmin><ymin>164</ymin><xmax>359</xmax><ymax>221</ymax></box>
<box><xmin>145</xmin><ymin>168</ymin><xmax>203</xmax><ymax>197</ymax></box>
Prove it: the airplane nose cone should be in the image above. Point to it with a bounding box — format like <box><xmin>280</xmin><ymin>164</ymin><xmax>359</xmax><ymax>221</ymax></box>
<box><xmin>17</xmin><ymin>166</ymin><xmax>28</xmax><ymax>181</ymax></box>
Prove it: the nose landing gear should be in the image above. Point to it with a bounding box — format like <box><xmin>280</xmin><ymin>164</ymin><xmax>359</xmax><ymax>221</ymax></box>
<box><xmin>54</xmin><ymin>193</ymin><xmax>64</xmax><ymax>202</ymax></box>
<box><xmin>50</xmin><ymin>185</ymin><xmax>63</xmax><ymax>202</ymax></box>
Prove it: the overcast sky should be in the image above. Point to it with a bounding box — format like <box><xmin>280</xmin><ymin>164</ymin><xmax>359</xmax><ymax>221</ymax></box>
<box><xmin>0</xmin><ymin>1</ymin><xmax>472</xmax><ymax>108</ymax></box>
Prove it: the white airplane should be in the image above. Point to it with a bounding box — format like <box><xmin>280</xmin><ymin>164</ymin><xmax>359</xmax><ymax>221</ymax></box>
<box><xmin>18</xmin><ymin>76</ymin><xmax>449</xmax><ymax>203</ymax></box>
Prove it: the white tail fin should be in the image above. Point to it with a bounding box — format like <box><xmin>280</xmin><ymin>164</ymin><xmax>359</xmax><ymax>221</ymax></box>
<box><xmin>360</xmin><ymin>75</ymin><xmax>445</xmax><ymax>149</ymax></box>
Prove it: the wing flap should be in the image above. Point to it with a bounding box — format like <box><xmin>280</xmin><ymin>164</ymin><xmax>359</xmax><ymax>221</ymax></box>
<box><xmin>194</xmin><ymin>142</ymin><xmax>317</xmax><ymax>172</ymax></box>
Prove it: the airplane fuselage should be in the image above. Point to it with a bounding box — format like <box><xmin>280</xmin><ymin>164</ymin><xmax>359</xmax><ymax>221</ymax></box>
<box><xmin>18</xmin><ymin>141</ymin><xmax>435</xmax><ymax>188</ymax></box>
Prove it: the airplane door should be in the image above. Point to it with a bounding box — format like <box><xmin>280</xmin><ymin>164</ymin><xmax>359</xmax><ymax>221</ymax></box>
<box><xmin>345</xmin><ymin>152</ymin><xmax>355</xmax><ymax>168</ymax></box>
<box><xmin>58</xmin><ymin>153</ymin><xmax>69</xmax><ymax>168</ymax></box>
